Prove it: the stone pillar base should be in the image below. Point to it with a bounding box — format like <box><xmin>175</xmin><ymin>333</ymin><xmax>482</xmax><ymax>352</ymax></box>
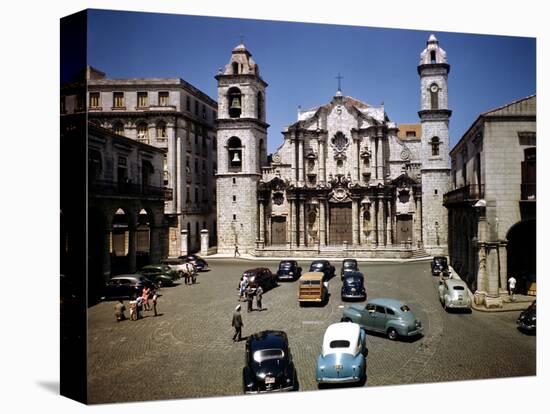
<box><xmin>200</xmin><ymin>229</ymin><xmax>209</xmax><ymax>257</ymax></box>
<box><xmin>473</xmin><ymin>291</ymin><xmax>486</xmax><ymax>306</ymax></box>
<box><xmin>484</xmin><ymin>296</ymin><xmax>503</xmax><ymax>309</ymax></box>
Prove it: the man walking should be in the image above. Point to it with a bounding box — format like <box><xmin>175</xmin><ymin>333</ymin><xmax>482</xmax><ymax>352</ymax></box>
<box><xmin>232</xmin><ymin>305</ymin><xmax>243</xmax><ymax>342</ymax></box>
<box><xmin>246</xmin><ymin>287</ymin><xmax>254</xmax><ymax>313</ymax></box>
<box><xmin>255</xmin><ymin>286</ymin><xmax>263</xmax><ymax>311</ymax></box>
<box><xmin>508</xmin><ymin>275</ymin><xmax>517</xmax><ymax>300</ymax></box>
<box><xmin>234</xmin><ymin>244</ymin><xmax>240</xmax><ymax>258</ymax></box>
<box><xmin>152</xmin><ymin>289</ymin><xmax>159</xmax><ymax>316</ymax></box>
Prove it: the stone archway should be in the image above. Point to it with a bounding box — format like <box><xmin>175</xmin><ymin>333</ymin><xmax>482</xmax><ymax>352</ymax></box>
<box><xmin>507</xmin><ymin>219</ymin><xmax>536</xmax><ymax>294</ymax></box>
<box><xmin>136</xmin><ymin>208</ymin><xmax>151</xmax><ymax>269</ymax></box>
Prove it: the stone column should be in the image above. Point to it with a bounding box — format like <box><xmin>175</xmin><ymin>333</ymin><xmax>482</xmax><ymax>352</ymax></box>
<box><xmin>180</xmin><ymin>229</ymin><xmax>189</xmax><ymax>256</ymax></box>
<box><xmin>352</xmin><ymin>130</ymin><xmax>359</xmax><ymax>183</ymax></box>
<box><xmin>378</xmin><ymin>196</ymin><xmax>386</xmax><ymax>246</ymax></box>
<box><xmin>290</xmin><ymin>133</ymin><xmax>297</xmax><ymax>182</ymax></box>
<box><xmin>476</xmin><ymin>242</ymin><xmax>487</xmax><ymax>293</ymax></box>
<box><xmin>149</xmin><ymin>225</ymin><xmax>162</xmax><ymax>264</ymax></box>
<box><xmin>498</xmin><ymin>241</ymin><xmax>508</xmax><ymax>294</ymax></box>
<box><xmin>376</xmin><ymin>129</ymin><xmax>384</xmax><ymax>182</ymax></box>
<box><xmin>373</xmin><ymin>198</ymin><xmax>379</xmax><ymax>247</ymax></box>
<box><xmin>176</xmin><ymin>135</ymin><xmax>182</xmax><ymax>213</ymax></box>
<box><xmin>319</xmin><ymin>135</ymin><xmax>326</xmax><ymax>184</ymax></box>
<box><xmin>319</xmin><ymin>198</ymin><xmax>326</xmax><ymax>246</ymax></box>
<box><xmin>128</xmin><ymin>225</ymin><xmax>137</xmax><ymax>273</ymax></box>
<box><xmin>368</xmin><ymin>201</ymin><xmax>374</xmax><ymax>246</ymax></box>
<box><xmin>415</xmin><ymin>194</ymin><xmax>423</xmax><ymax>248</ymax></box>
<box><xmin>258</xmin><ymin>200</ymin><xmax>265</xmax><ymax>245</ymax></box>
<box><xmin>287</xmin><ymin>198</ymin><xmax>296</xmax><ymax>250</ymax></box>
<box><xmin>167</xmin><ymin>125</ymin><xmax>176</xmax><ymax>213</ymax></box>
<box><xmin>298</xmin><ymin>136</ymin><xmax>305</xmax><ymax>186</ymax></box>
<box><xmin>298</xmin><ymin>199</ymin><xmax>305</xmax><ymax>246</ymax></box>
<box><xmin>102</xmin><ymin>228</ymin><xmax>112</xmax><ymax>282</ymax></box>
<box><xmin>200</xmin><ymin>229</ymin><xmax>209</xmax><ymax>256</ymax></box>
<box><xmin>352</xmin><ymin>197</ymin><xmax>359</xmax><ymax>246</ymax></box>
<box><xmin>386</xmin><ymin>197</ymin><xmax>392</xmax><ymax>246</ymax></box>
<box><xmin>486</xmin><ymin>243</ymin><xmax>500</xmax><ymax>299</ymax></box>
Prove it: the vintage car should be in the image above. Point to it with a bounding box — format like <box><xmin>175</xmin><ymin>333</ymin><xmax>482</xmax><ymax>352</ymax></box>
<box><xmin>242</xmin><ymin>330</ymin><xmax>298</xmax><ymax>393</ymax></box>
<box><xmin>242</xmin><ymin>267</ymin><xmax>278</xmax><ymax>292</ymax></box>
<box><xmin>316</xmin><ymin>322</ymin><xmax>367</xmax><ymax>386</ymax></box>
<box><xmin>276</xmin><ymin>260</ymin><xmax>302</xmax><ymax>282</ymax></box>
<box><xmin>102</xmin><ymin>274</ymin><xmax>156</xmax><ymax>300</ymax></box>
<box><xmin>438</xmin><ymin>278</ymin><xmax>471</xmax><ymax>311</ymax></box>
<box><xmin>342</xmin><ymin>298</ymin><xmax>423</xmax><ymax>340</ymax></box>
<box><xmin>340</xmin><ymin>258</ymin><xmax>359</xmax><ymax>279</ymax></box>
<box><xmin>298</xmin><ymin>272</ymin><xmax>328</xmax><ymax>306</ymax></box>
<box><xmin>137</xmin><ymin>264</ymin><xmax>178</xmax><ymax>286</ymax></box>
<box><xmin>431</xmin><ymin>256</ymin><xmax>449</xmax><ymax>276</ymax></box>
<box><xmin>178</xmin><ymin>254</ymin><xmax>209</xmax><ymax>271</ymax></box>
<box><xmin>160</xmin><ymin>258</ymin><xmax>190</xmax><ymax>278</ymax></box>
<box><xmin>341</xmin><ymin>271</ymin><xmax>367</xmax><ymax>301</ymax></box>
<box><xmin>517</xmin><ymin>300</ymin><xmax>536</xmax><ymax>333</ymax></box>
<box><xmin>309</xmin><ymin>260</ymin><xmax>335</xmax><ymax>281</ymax></box>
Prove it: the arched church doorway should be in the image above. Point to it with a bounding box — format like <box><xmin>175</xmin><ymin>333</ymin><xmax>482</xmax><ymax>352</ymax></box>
<box><xmin>507</xmin><ymin>219</ymin><xmax>536</xmax><ymax>295</ymax></box>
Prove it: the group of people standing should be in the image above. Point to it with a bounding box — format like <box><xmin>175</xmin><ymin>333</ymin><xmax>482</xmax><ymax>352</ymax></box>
<box><xmin>114</xmin><ymin>286</ymin><xmax>160</xmax><ymax>322</ymax></box>
<box><xmin>232</xmin><ymin>276</ymin><xmax>265</xmax><ymax>342</ymax></box>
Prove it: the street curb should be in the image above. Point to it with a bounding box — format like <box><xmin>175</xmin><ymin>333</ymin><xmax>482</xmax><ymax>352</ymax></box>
<box><xmin>203</xmin><ymin>255</ymin><xmax>433</xmax><ymax>264</ymax></box>
<box><xmin>471</xmin><ymin>302</ymin><xmax>532</xmax><ymax>313</ymax></box>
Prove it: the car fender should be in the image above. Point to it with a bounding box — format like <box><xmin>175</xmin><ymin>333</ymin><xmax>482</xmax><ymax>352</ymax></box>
<box><xmin>342</xmin><ymin>309</ymin><xmax>361</xmax><ymax>322</ymax></box>
<box><xmin>386</xmin><ymin>319</ymin><xmax>408</xmax><ymax>336</ymax></box>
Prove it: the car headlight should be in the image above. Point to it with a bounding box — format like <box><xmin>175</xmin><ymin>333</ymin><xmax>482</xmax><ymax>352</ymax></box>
<box><xmin>288</xmin><ymin>272</ymin><xmax>293</xmax><ymax>275</ymax></box>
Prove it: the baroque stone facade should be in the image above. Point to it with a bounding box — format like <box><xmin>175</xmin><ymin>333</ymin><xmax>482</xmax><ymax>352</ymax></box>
<box><xmin>216</xmin><ymin>35</ymin><xmax>451</xmax><ymax>258</ymax></box>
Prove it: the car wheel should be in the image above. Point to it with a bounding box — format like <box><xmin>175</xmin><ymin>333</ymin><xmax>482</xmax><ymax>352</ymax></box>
<box><xmin>387</xmin><ymin>328</ymin><xmax>398</xmax><ymax>340</ymax></box>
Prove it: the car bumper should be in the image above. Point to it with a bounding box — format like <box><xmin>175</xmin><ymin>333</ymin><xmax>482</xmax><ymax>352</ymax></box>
<box><xmin>277</xmin><ymin>274</ymin><xmax>295</xmax><ymax>281</ymax></box>
<box><xmin>406</xmin><ymin>327</ymin><xmax>424</xmax><ymax>336</ymax></box>
<box><xmin>317</xmin><ymin>376</ymin><xmax>362</xmax><ymax>384</ymax></box>
<box><xmin>446</xmin><ymin>301</ymin><xmax>471</xmax><ymax>309</ymax></box>
<box><xmin>244</xmin><ymin>385</ymin><xmax>294</xmax><ymax>394</ymax></box>
<box><xmin>517</xmin><ymin>321</ymin><xmax>536</xmax><ymax>331</ymax></box>
<box><xmin>341</xmin><ymin>293</ymin><xmax>366</xmax><ymax>300</ymax></box>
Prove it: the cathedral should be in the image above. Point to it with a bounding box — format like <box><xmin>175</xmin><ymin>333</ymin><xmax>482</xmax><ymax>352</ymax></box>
<box><xmin>215</xmin><ymin>35</ymin><xmax>451</xmax><ymax>258</ymax></box>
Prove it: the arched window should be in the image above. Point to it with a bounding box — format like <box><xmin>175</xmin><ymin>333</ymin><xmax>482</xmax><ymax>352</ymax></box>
<box><xmin>227</xmin><ymin>87</ymin><xmax>242</xmax><ymax>118</ymax></box>
<box><xmin>113</xmin><ymin>121</ymin><xmax>124</xmax><ymax>136</ymax></box>
<box><xmin>232</xmin><ymin>62</ymin><xmax>239</xmax><ymax>75</ymax></box>
<box><xmin>137</xmin><ymin>122</ymin><xmax>148</xmax><ymax>142</ymax></box>
<box><xmin>257</xmin><ymin>92</ymin><xmax>263</xmax><ymax>120</ymax></box>
<box><xmin>431</xmin><ymin>137</ymin><xmax>440</xmax><ymax>156</ymax></box>
<box><xmin>156</xmin><ymin>121</ymin><xmax>167</xmax><ymax>140</ymax></box>
<box><xmin>227</xmin><ymin>136</ymin><xmax>242</xmax><ymax>171</ymax></box>
<box><xmin>430</xmin><ymin>50</ymin><xmax>436</xmax><ymax>63</ymax></box>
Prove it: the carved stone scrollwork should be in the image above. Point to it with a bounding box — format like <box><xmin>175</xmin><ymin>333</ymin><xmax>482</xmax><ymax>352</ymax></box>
<box><xmin>272</xmin><ymin>192</ymin><xmax>284</xmax><ymax>205</ymax></box>
<box><xmin>360</xmin><ymin>146</ymin><xmax>371</xmax><ymax>159</ymax></box>
<box><xmin>327</xmin><ymin>173</ymin><xmax>352</xmax><ymax>203</ymax></box>
<box><xmin>330</xmin><ymin>131</ymin><xmax>349</xmax><ymax>161</ymax></box>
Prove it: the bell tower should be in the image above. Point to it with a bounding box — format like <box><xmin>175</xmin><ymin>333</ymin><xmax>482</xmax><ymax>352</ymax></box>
<box><xmin>215</xmin><ymin>43</ymin><xmax>269</xmax><ymax>253</ymax></box>
<box><xmin>418</xmin><ymin>34</ymin><xmax>451</xmax><ymax>255</ymax></box>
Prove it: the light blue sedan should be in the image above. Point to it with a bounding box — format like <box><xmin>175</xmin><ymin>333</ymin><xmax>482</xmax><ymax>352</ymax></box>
<box><xmin>342</xmin><ymin>298</ymin><xmax>423</xmax><ymax>340</ymax></box>
<box><xmin>316</xmin><ymin>322</ymin><xmax>367</xmax><ymax>387</ymax></box>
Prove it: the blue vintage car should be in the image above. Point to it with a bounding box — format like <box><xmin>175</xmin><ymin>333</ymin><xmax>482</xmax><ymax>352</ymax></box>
<box><xmin>316</xmin><ymin>322</ymin><xmax>367</xmax><ymax>386</ymax></box>
<box><xmin>342</xmin><ymin>298</ymin><xmax>423</xmax><ymax>340</ymax></box>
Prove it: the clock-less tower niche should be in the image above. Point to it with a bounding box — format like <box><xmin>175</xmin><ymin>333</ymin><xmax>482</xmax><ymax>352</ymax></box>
<box><xmin>418</xmin><ymin>34</ymin><xmax>451</xmax><ymax>255</ymax></box>
<box><xmin>215</xmin><ymin>43</ymin><xmax>268</xmax><ymax>254</ymax></box>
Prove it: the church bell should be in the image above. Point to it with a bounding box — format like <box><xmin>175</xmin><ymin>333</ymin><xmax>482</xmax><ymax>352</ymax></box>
<box><xmin>230</xmin><ymin>97</ymin><xmax>241</xmax><ymax>109</ymax></box>
<box><xmin>232</xmin><ymin>151</ymin><xmax>241</xmax><ymax>163</ymax></box>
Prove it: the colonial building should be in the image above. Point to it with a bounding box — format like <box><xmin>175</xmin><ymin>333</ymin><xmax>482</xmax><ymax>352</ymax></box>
<box><xmin>216</xmin><ymin>35</ymin><xmax>451</xmax><ymax>258</ymax></box>
<box><xmin>444</xmin><ymin>95</ymin><xmax>536</xmax><ymax>308</ymax></box>
<box><xmin>68</xmin><ymin>66</ymin><xmax>219</xmax><ymax>256</ymax></box>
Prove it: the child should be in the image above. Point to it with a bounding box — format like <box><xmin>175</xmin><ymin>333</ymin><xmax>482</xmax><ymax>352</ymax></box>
<box><xmin>129</xmin><ymin>300</ymin><xmax>137</xmax><ymax>321</ymax></box>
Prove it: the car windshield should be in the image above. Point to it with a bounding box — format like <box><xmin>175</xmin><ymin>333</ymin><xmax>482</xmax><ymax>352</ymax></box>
<box><xmin>400</xmin><ymin>305</ymin><xmax>410</xmax><ymax>312</ymax></box>
<box><xmin>453</xmin><ymin>286</ymin><xmax>465</xmax><ymax>291</ymax></box>
<box><xmin>329</xmin><ymin>340</ymin><xmax>350</xmax><ymax>348</ymax></box>
<box><xmin>343</xmin><ymin>262</ymin><xmax>356</xmax><ymax>268</ymax></box>
<box><xmin>311</xmin><ymin>263</ymin><xmax>324</xmax><ymax>269</ymax></box>
<box><xmin>435</xmin><ymin>258</ymin><xmax>447</xmax><ymax>265</ymax></box>
<box><xmin>279</xmin><ymin>262</ymin><xmax>293</xmax><ymax>269</ymax></box>
<box><xmin>345</xmin><ymin>276</ymin><xmax>363</xmax><ymax>284</ymax></box>
<box><xmin>253</xmin><ymin>349</ymin><xmax>284</xmax><ymax>363</ymax></box>
<box><xmin>302</xmin><ymin>280</ymin><xmax>320</xmax><ymax>286</ymax></box>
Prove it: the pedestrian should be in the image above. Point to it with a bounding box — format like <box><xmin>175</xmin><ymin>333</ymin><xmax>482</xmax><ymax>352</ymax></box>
<box><xmin>152</xmin><ymin>289</ymin><xmax>159</xmax><ymax>317</ymax></box>
<box><xmin>239</xmin><ymin>276</ymin><xmax>248</xmax><ymax>300</ymax></box>
<box><xmin>246</xmin><ymin>288</ymin><xmax>254</xmax><ymax>313</ymax></box>
<box><xmin>508</xmin><ymin>275</ymin><xmax>517</xmax><ymax>299</ymax></box>
<box><xmin>255</xmin><ymin>286</ymin><xmax>263</xmax><ymax>311</ymax></box>
<box><xmin>232</xmin><ymin>304</ymin><xmax>243</xmax><ymax>342</ymax></box>
<box><xmin>114</xmin><ymin>300</ymin><xmax>126</xmax><ymax>322</ymax></box>
<box><xmin>129</xmin><ymin>300</ymin><xmax>137</xmax><ymax>320</ymax></box>
<box><xmin>184</xmin><ymin>263</ymin><xmax>191</xmax><ymax>285</ymax></box>
<box><xmin>234</xmin><ymin>244</ymin><xmax>240</xmax><ymax>258</ymax></box>
<box><xmin>142</xmin><ymin>286</ymin><xmax>150</xmax><ymax>311</ymax></box>
<box><xmin>135</xmin><ymin>296</ymin><xmax>143</xmax><ymax>319</ymax></box>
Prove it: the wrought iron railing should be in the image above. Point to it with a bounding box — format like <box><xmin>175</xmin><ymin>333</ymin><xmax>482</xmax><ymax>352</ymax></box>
<box><xmin>89</xmin><ymin>179</ymin><xmax>168</xmax><ymax>199</ymax></box>
<box><xmin>443</xmin><ymin>184</ymin><xmax>485</xmax><ymax>205</ymax></box>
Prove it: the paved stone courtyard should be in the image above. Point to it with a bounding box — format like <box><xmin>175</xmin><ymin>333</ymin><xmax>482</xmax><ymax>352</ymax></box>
<box><xmin>87</xmin><ymin>259</ymin><xmax>536</xmax><ymax>404</ymax></box>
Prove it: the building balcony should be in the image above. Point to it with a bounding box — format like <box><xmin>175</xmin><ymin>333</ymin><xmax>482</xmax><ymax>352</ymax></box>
<box><xmin>521</xmin><ymin>182</ymin><xmax>536</xmax><ymax>201</ymax></box>
<box><xmin>443</xmin><ymin>184</ymin><xmax>485</xmax><ymax>206</ymax></box>
<box><xmin>89</xmin><ymin>179</ymin><xmax>167</xmax><ymax>200</ymax></box>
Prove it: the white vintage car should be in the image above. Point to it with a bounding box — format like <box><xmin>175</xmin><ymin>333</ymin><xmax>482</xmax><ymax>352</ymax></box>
<box><xmin>438</xmin><ymin>278</ymin><xmax>471</xmax><ymax>311</ymax></box>
<box><xmin>316</xmin><ymin>322</ymin><xmax>367</xmax><ymax>386</ymax></box>
<box><xmin>160</xmin><ymin>258</ymin><xmax>196</xmax><ymax>278</ymax></box>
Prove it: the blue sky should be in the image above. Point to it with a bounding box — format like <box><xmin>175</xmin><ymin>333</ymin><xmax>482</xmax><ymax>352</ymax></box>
<box><xmin>86</xmin><ymin>9</ymin><xmax>536</xmax><ymax>153</ymax></box>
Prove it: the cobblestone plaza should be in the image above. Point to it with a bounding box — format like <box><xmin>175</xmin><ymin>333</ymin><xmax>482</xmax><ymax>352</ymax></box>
<box><xmin>87</xmin><ymin>259</ymin><xmax>535</xmax><ymax>404</ymax></box>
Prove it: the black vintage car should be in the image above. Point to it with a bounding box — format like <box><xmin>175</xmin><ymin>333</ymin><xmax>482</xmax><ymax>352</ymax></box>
<box><xmin>340</xmin><ymin>258</ymin><xmax>359</xmax><ymax>279</ymax></box>
<box><xmin>309</xmin><ymin>260</ymin><xmax>335</xmax><ymax>281</ymax></box>
<box><xmin>242</xmin><ymin>268</ymin><xmax>278</xmax><ymax>292</ymax></box>
<box><xmin>517</xmin><ymin>300</ymin><xmax>536</xmax><ymax>334</ymax></box>
<box><xmin>341</xmin><ymin>271</ymin><xmax>367</xmax><ymax>301</ymax></box>
<box><xmin>102</xmin><ymin>274</ymin><xmax>156</xmax><ymax>300</ymax></box>
<box><xmin>243</xmin><ymin>330</ymin><xmax>298</xmax><ymax>393</ymax></box>
<box><xmin>178</xmin><ymin>254</ymin><xmax>209</xmax><ymax>271</ymax></box>
<box><xmin>276</xmin><ymin>260</ymin><xmax>302</xmax><ymax>281</ymax></box>
<box><xmin>431</xmin><ymin>256</ymin><xmax>449</xmax><ymax>276</ymax></box>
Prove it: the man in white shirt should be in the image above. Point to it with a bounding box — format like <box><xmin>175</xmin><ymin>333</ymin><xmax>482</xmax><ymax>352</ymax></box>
<box><xmin>508</xmin><ymin>276</ymin><xmax>517</xmax><ymax>298</ymax></box>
